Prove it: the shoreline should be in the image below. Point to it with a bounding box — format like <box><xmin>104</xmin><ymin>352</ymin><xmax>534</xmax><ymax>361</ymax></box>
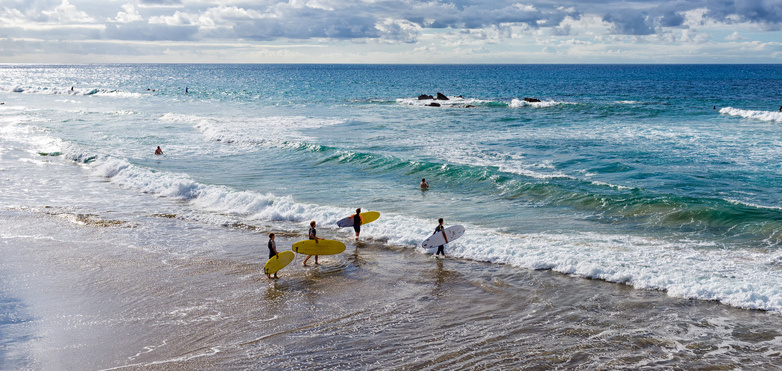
<box><xmin>2</xmin><ymin>208</ymin><xmax>781</xmax><ymax>369</ymax></box>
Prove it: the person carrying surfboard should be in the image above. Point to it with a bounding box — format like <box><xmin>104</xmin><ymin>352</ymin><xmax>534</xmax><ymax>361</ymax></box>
<box><xmin>433</xmin><ymin>218</ymin><xmax>448</xmax><ymax>257</ymax></box>
<box><xmin>267</xmin><ymin>233</ymin><xmax>279</xmax><ymax>279</ymax></box>
<box><xmin>352</xmin><ymin>208</ymin><xmax>363</xmax><ymax>241</ymax></box>
<box><xmin>303</xmin><ymin>221</ymin><xmax>320</xmax><ymax>266</ymax></box>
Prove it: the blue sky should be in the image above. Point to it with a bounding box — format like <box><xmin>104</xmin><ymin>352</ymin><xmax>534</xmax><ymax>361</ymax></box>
<box><xmin>1</xmin><ymin>0</ymin><xmax>781</xmax><ymax>63</ymax></box>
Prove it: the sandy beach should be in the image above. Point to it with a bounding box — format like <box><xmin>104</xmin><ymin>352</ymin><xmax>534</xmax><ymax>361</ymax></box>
<box><xmin>3</xmin><ymin>207</ymin><xmax>781</xmax><ymax>370</ymax></box>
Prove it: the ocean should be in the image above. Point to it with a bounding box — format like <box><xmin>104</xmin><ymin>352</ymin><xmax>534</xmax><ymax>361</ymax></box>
<box><xmin>1</xmin><ymin>64</ymin><xmax>781</xmax><ymax>369</ymax></box>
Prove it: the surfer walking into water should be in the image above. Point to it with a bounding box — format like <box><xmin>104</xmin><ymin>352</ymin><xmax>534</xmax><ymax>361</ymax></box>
<box><xmin>420</xmin><ymin>178</ymin><xmax>429</xmax><ymax>190</ymax></box>
<box><xmin>154</xmin><ymin>146</ymin><xmax>163</xmax><ymax>155</ymax></box>
<box><xmin>303</xmin><ymin>221</ymin><xmax>319</xmax><ymax>266</ymax></box>
<box><xmin>433</xmin><ymin>218</ymin><xmax>448</xmax><ymax>257</ymax></box>
<box><xmin>353</xmin><ymin>208</ymin><xmax>363</xmax><ymax>241</ymax></box>
<box><xmin>267</xmin><ymin>233</ymin><xmax>279</xmax><ymax>279</ymax></box>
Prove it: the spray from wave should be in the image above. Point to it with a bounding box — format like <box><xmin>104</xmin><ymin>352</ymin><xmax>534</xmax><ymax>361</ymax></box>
<box><xmin>720</xmin><ymin>107</ymin><xmax>782</xmax><ymax>123</ymax></box>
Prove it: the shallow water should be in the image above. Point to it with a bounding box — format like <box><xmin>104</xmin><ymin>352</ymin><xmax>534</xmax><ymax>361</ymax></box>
<box><xmin>2</xmin><ymin>207</ymin><xmax>781</xmax><ymax>370</ymax></box>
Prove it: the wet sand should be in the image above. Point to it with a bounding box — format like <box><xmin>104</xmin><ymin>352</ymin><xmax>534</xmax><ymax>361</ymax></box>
<box><xmin>1</xmin><ymin>208</ymin><xmax>781</xmax><ymax>370</ymax></box>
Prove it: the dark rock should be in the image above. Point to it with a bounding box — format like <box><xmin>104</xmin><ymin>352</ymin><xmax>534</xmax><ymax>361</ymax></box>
<box><xmin>523</xmin><ymin>97</ymin><xmax>541</xmax><ymax>103</ymax></box>
<box><xmin>427</xmin><ymin>102</ymin><xmax>441</xmax><ymax>107</ymax></box>
<box><xmin>418</xmin><ymin>94</ymin><xmax>434</xmax><ymax>100</ymax></box>
<box><xmin>436</xmin><ymin>92</ymin><xmax>449</xmax><ymax>100</ymax></box>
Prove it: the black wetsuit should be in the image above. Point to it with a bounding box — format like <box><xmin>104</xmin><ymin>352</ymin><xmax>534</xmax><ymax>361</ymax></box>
<box><xmin>353</xmin><ymin>214</ymin><xmax>362</xmax><ymax>234</ymax></box>
<box><xmin>434</xmin><ymin>224</ymin><xmax>446</xmax><ymax>256</ymax></box>
<box><xmin>268</xmin><ymin>239</ymin><xmax>277</xmax><ymax>259</ymax></box>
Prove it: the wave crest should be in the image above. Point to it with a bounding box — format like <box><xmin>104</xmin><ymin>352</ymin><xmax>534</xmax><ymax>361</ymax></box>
<box><xmin>720</xmin><ymin>107</ymin><xmax>782</xmax><ymax>123</ymax></box>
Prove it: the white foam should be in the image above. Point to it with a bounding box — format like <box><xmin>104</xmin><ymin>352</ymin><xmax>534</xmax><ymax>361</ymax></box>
<box><xmin>510</xmin><ymin>98</ymin><xmax>564</xmax><ymax>108</ymax></box>
<box><xmin>3</xmin><ymin>85</ymin><xmax>143</xmax><ymax>98</ymax></box>
<box><xmin>396</xmin><ymin>96</ymin><xmax>489</xmax><ymax>107</ymax></box>
<box><xmin>720</xmin><ymin>107</ymin><xmax>782</xmax><ymax>123</ymax></box>
<box><xmin>590</xmin><ymin>180</ymin><xmax>636</xmax><ymax>190</ymax></box>
<box><xmin>725</xmin><ymin>199</ymin><xmax>782</xmax><ymax>211</ymax></box>
<box><xmin>160</xmin><ymin>113</ymin><xmax>344</xmax><ymax>150</ymax></box>
<box><xmin>424</xmin><ymin>143</ymin><xmax>576</xmax><ymax>181</ymax></box>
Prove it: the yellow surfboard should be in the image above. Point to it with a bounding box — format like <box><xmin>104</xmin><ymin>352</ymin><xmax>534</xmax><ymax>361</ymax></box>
<box><xmin>292</xmin><ymin>239</ymin><xmax>346</xmax><ymax>255</ymax></box>
<box><xmin>264</xmin><ymin>250</ymin><xmax>295</xmax><ymax>275</ymax></box>
<box><xmin>336</xmin><ymin>211</ymin><xmax>381</xmax><ymax>228</ymax></box>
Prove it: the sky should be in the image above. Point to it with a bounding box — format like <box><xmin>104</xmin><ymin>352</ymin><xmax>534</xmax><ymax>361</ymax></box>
<box><xmin>1</xmin><ymin>0</ymin><xmax>781</xmax><ymax>63</ymax></box>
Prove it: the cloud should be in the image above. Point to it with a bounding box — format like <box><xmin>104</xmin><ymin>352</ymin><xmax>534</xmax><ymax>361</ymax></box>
<box><xmin>705</xmin><ymin>0</ymin><xmax>782</xmax><ymax>26</ymax></box>
<box><xmin>104</xmin><ymin>22</ymin><xmax>198</xmax><ymax>41</ymax></box>
<box><xmin>42</xmin><ymin>0</ymin><xmax>95</xmax><ymax>23</ymax></box>
<box><xmin>111</xmin><ymin>4</ymin><xmax>143</xmax><ymax>23</ymax></box>
<box><xmin>2</xmin><ymin>0</ymin><xmax>782</xmax><ymax>63</ymax></box>
<box><xmin>139</xmin><ymin>0</ymin><xmax>182</xmax><ymax>6</ymax></box>
<box><xmin>603</xmin><ymin>10</ymin><xmax>656</xmax><ymax>35</ymax></box>
<box><xmin>726</xmin><ymin>30</ymin><xmax>744</xmax><ymax>40</ymax></box>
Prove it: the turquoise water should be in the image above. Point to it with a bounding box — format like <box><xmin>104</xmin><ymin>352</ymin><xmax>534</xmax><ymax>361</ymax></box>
<box><xmin>2</xmin><ymin>64</ymin><xmax>782</xmax><ymax>368</ymax></box>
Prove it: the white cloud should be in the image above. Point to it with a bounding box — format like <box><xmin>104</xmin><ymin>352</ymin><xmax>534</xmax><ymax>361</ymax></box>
<box><xmin>375</xmin><ymin>18</ymin><xmax>421</xmax><ymax>43</ymax></box>
<box><xmin>149</xmin><ymin>10</ymin><xmax>198</xmax><ymax>26</ymax></box>
<box><xmin>42</xmin><ymin>0</ymin><xmax>95</xmax><ymax>23</ymax></box>
<box><xmin>726</xmin><ymin>31</ymin><xmax>744</xmax><ymax>40</ymax></box>
<box><xmin>112</xmin><ymin>4</ymin><xmax>143</xmax><ymax>23</ymax></box>
<box><xmin>1</xmin><ymin>0</ymin><xmax>782</xmax><ymax>62</ymax></box>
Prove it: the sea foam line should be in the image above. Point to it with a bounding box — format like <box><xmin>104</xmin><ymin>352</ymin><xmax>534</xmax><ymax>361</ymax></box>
<box><xmin>63</xmin><ymin>151</ymin><xmax>782</xmax><ymax>313</ymax></box>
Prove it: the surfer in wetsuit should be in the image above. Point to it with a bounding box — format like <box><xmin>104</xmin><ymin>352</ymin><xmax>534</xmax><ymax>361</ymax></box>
<box><xmin>303</xmin><ymin>221</ymin><xmax>319</xmax><ymax>266</ymax></box>
<box><xmin>267</xmin><ymin>233</ymin><xmax>279</xmax><ymax>279</ymax></box>
<box><xmin>433</xmin><ymin>218</ymin><xmax>448</xmax><ymax>257</ymax></box>
<box><xmin>353</xmin><ymin>208</ymin><xmax>363</xmax><ymax>241</ymax></box>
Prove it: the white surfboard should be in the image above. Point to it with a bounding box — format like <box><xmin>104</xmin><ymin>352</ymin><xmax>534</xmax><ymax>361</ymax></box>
<box><xmin>421</xmin><ymin>225</ymin><xmax>465</xmax><ymax>253</ymax></box>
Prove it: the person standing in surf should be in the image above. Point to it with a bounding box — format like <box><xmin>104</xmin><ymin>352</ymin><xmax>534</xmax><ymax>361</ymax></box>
<box><xmin>303</xmin><ymin>221</ymin><xmax>320</xmax><ymax>266</ymax></box>
<box><xmin>420</xmin><ymin>178</ymin><xmax>429</xmax><ymax>190</ymax></box>
<box><xmin>267</xmin><ymin>233</ymin><xmax>279</xmax><ymax>279</ymax></box>
<box><xmin>352</xmin><ymin>208</ymin><xmax>363</xmax><ymax>241</ymax></box>
<box><xmin>433</xmin><ymin>218</ymin><xmax>448</xmax><ymax>257</ymax></box>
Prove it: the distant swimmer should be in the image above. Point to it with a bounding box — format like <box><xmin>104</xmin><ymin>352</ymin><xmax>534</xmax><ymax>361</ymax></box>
<box><xmin>267</xmin><ymin>233</ymin><xmax>279</xmax><ymax>279</ymax></box>
<box><xmin>352</xmin><ymin>208</ymin><xmax>363</xmax><ymax>241</ymax></box>
<box><xmin>433</xmin><ymin>218</ymin><xmax>448</xmax><ymax>257</ymax></box>
<box><xmin>185</xmin><ymin>87</ymin><xmax>189</xmax><ymax>95</ymax></box>
<box><xmin>303</xmin><ymin>221</ymin><xmax>319</xmax><ymax>266</ymax></box>
<box><xmin>154</xmin><ymin>146</ymin><xmax>163</xmax><ymax>155</ymax></box>
<box><xmin>420</xmin><ymin>178</ymin><xmax>429</xmax><ymax>190</ymax></box>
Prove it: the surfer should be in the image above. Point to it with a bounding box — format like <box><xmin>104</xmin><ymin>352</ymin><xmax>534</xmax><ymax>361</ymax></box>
<box><xmin>267</xmin><ymin>233</ymin><xmax>279</xmax><ymax>279</ymax></box>
<box><xmin>420</xmin><ymin>178</ymin><xmax>429</xmax><ymax>190</ymax></box>
<box><xmin>185</xmin><ymin>87</ymin><xmax>188</xmax><ymax>95</ymax></box>
<box><xmin>154</xmin><ymin>146</ymin><xmax>163</xmax><ymax>155</ymax></box>
<box><xmin>303</xmin><ymin>221</ymin><xmax>319</xmax><ymax>266</ymax></box>
<box><xmin>352</xmin><ymin>208</ymin><xmax>363</xmax><ymax>241</ymax></box>
<box><xmin>433</xmin><ymin>218</ymin><xmax>448</xmax><ymax>257</ymax></box>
